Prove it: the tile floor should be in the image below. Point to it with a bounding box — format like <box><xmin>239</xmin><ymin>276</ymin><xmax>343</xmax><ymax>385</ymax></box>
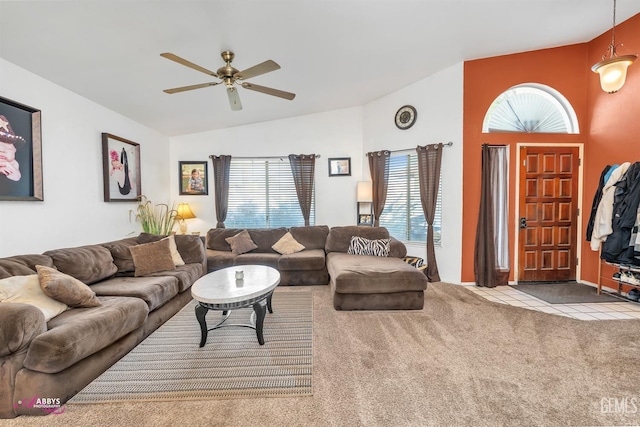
<box><xmin>466</xmin><ymin>285</ymin><xmax>640</xmax><ymax>320</ymax></box>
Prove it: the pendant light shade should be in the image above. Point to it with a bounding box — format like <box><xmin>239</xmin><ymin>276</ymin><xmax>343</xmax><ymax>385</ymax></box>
<box><xmin>592</xmin><ymin>0</ymin><xmax>637</xmax><ymax>93</ymax></box>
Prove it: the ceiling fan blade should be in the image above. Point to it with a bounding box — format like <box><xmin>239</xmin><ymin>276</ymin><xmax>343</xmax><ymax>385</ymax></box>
<box><xmin>163</xmin><ymin>82</ymin><xmax>220</xmax><ymax>94</ymax></box>
<box><xmin>234</xmin><ymin>60</ymin><xmax>280</xmax><ymax>80</ymax></box>
<box><xmin>227</xmin><ymin>87</ymin><xmax>242</xmax><ymax>111</ymax></box>
<box><xmin>160</xmin><ymin>52</ymin><xmax>218</xmax><ymax>77</ymax></box>
<box><xmin>241</xmin><ymin>82</ymin><xmax>296</xmax><ymax>100</ymax></box>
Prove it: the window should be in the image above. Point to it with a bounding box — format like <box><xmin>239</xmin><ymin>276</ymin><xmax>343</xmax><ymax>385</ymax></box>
<box><xmin>226</xmin><ymin>159</ymin><xmax>314</xmax><ymax>228</ymax></box>
<box><xmin>482</xmin><ymin>83</ymin><xmax>579</xmax><ymax>134</ymax></box>
<box><xmin>379</xmin><ymin>153</ymin><xmax>442</xmax><ymax>244</ymax></box>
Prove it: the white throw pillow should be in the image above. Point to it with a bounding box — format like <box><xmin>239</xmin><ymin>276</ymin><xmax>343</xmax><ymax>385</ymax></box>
<box><xmin>272</xmin><ymin>232</ymin><xmax>306</xmax><ymax>255</ymax></box>
<box><xmin>162</xmin><ymin>235</ymin><xmax>185</xmax><ymax>266</ymax></box>
<box><xmin>0</xmin><ymin>274</ymin><xmax>68</xmax><ymax>321</ymax></box>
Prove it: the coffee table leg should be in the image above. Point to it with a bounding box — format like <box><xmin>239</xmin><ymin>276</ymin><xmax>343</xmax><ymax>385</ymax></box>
<box><xmin>253</xmin><ymin>300</ymin><xmax>267</xmax><ymax>345</ymax></box>
<box><xmin>195</xmin><ymin>304</ymin><xmax>209</xmax><ymax>348</ymax></box>
<box><xmin>267</xmin><ymin>292</ymin><xmax>274</xmax><ymax>314</ymax></box>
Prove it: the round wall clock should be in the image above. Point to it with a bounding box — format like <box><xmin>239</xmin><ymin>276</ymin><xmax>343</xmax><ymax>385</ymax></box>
<box><xmin>395</xmin><ymin>105</ymin><xmax>417</xmax><ymax>130</ymax></box>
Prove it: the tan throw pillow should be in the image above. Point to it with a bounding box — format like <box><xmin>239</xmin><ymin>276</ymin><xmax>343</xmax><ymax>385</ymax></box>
<box><xmin>36</xmin><ymin>265</ymin><xmax>101</xmax><ymax>308</ymax></box>
<box><xmin>225</xmin><ymin>230</ymin><xmax>258</xmax><ymax>255</ymax></box>
<box><xmin>0</xmin><ymin>274</ymin><xmax>68</xmax><ymax>321</ymax></box>
<box><xmin>162</xmin><ymin>235</ymin><xmax>185</xmax><ymax>266</ymax></box>
<box><xmin>272</xmin><ymin>232</ymin><xmax>306</xmax><ymax>255</ymax></box>
<box><xmin>129</xmin><ymin>238</ymin><xmax>176</xmax><ymax>277</ymax></box>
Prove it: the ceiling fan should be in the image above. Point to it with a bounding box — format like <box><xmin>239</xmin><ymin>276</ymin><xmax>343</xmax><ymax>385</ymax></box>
<box><xmin>160</xmin><ymin>50</ymin><xmax>296</xmax><ymax>111</ymax></box>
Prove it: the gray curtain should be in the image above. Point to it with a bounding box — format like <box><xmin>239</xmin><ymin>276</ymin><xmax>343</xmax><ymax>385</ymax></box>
<box><xmin>288</xmin><ymin>154</ymin><xmax>316</xmax><ymax>226</ymax></box>
<box><xmin>210</xmin><ymin>155</ymin><xmax>231</xmax><ymax>228</ymax></box>
<box><xmin>416</xmin><ymin>143</ymin><xmax>442</xmax><ymax>282</ymax></box>
<box><xmin>367</xmin><ymin>151</ymin><xmax>391</xmax><ymax>226</ymax></box>
<box><xmin>474</xmin><ymin>145</ymin><xmax>509</xmax><ymax>287</ymax></box>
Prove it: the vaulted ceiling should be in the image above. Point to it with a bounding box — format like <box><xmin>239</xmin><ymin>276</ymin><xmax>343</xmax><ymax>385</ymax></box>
<box><xmin>1</xmin><ymin>1</ymin><xmax>639</xmax><ymax>136</ymax></box>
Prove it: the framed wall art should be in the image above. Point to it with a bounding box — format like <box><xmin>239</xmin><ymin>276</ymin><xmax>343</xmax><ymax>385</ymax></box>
<box><xmin>328</xmin><ymin>157</ymin><xmax>351</xmax><ymax>177</ymax></box>
<box><xmin>102</xmin><ymin>133</ymin><xmax>141</xmax><ymax>202</ymax></box>
<box><xmin>179</xmin><ymin>161</ymin><xmax>208</xmax><ymax>195</ymax></box>
<box><xmin>0</xmin><ymin>96</ymin><xmax>43</xmax><ymax>201</ymax></box>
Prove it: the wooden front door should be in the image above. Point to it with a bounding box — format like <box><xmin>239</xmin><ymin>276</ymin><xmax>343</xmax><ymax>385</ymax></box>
<box><xmin>518</xmin><ymin>146</ymin><xmax>579</xmax><ymax>282</ymax></box>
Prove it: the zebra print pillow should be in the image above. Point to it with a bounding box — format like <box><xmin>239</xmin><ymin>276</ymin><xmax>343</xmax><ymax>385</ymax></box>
<box><xmin>347</xmin><ymin>236</ymin><xmax>390</xmax><ymax>257</ymax></box>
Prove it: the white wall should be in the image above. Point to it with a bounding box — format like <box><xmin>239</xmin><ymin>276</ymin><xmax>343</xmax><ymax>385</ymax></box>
<box><xmin>0</xmin><ymin>58</ymin><xmax>170</xmax><ymax>256</ymax></box>
<box><xmin>169</xmin><ymin>107</ymin><xmax>364</xmax><ymax>234</ymax></box>
<box><xmin>362</xmin><ymin>63</ymin><xmax>464</xmax><ymax>283</ymax></box>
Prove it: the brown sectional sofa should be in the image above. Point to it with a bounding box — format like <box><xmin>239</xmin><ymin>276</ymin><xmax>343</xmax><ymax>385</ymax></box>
<box><xmin>0</xmin><ymin>233</ymin><xmax>206</xmax><ymax>418</ymax></box>
<box><xmin>207</xmin><ymin>225</ymin><xmax>429</xmax><ymax>310</ymax></box>
<box><xmin>205</xmin><ymin>226</ymin><xmax>330</xmax><ymax>286</ymax></box>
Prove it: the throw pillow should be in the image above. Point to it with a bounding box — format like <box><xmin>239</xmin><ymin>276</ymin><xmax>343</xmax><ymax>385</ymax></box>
<box><xmin>225</xmin><ymin>230</ymin><xmax>258</xmax><ymax>255</ymax></box>
<box><xmin>0</xmin><ymin>274</ymin><xmax>68</xmax><ymax>321</ymax></box>
<box><xmin>129</xmin><ymin>238</ymin><xmax>176</xmax><ymax>277</ymax></box>
<box><xmin>272</xmin><ymin>232</ymin><xmax>306</xmax><ymax>255</ymax></box>
<box><xmin>347</xmin><ymin>236</ymin><xmax>390</xmax><ymax>257</ymax></box>
<box><xmin>36</xmin><ymin>265</ymin><xmax>101</xmax><ymax>308</ymax></box>
<box><xmin>162</xmin><ymin>235</ymin><xmax>185</xmax><ymax>266</ymax></box>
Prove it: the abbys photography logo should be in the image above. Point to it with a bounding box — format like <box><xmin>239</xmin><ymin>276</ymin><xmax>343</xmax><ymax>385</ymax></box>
<box><xmin>601</xmin><ymin>396</ymin><xmax>638</xmax><ymax>415</ymax></box>
<box><xmin>14</xmin><ymin>396</ymin><xmax>65</xmax><ymax>415</ymax></box>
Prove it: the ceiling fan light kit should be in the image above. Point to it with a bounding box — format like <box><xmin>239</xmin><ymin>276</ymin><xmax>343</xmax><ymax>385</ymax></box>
<box><xmin>591</xmin><ymin>0</ymin><xmax>637</xmax><ymax>93</ymax></box>
<box><xmin>161</xmin><ymin>50</ymin><xmax>296</xmax><ymax>110</ymax></box>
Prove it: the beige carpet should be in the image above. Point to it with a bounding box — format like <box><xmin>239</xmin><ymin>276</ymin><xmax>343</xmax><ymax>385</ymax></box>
<box><xmin>70</xmin><ymin>291</ymin><xmax>312</xmax><ymax>403</ymax></box>
<box><xmin>8</xmin><ymin>283</ymin><xmax>640</xmax><ymax>426</ymax></box>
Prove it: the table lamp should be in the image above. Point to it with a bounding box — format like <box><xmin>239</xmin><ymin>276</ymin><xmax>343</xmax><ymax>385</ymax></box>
<box><xmin>176</xmin><ymin>203</ymin><xmax>196</xmax><ymax>234</ymax></box>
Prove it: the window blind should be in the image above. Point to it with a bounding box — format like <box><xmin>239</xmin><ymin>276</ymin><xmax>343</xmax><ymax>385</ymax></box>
<box><xmin>379</xmin><ymin>154</ymin><xmax>442</xmax><ymax>244</ymax></box>
<box><xmin>226</xmin><ymin>159</ymin><xmax>315</xmax><ymax>228</ymax></box>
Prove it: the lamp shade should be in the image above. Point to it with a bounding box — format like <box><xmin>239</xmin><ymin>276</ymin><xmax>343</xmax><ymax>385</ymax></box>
<box><xmin>176</xmin><ymin>203</ymin><xmax>196</xmax><ymax>220</ymax></box>
<box><xmin>592</xmin><ymin>55</ymin><xmax>637</xmax><ymax>93</ymax></box>
<box><xmin>356</xmin><ymin>181</ymin><xmax>373</xmax><ymax>202</ymax></box>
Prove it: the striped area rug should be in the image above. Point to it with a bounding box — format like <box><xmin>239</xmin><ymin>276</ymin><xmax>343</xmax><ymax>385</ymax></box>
<box><xmin>70</xmin><ymin>290</ymin><xmax>313</xmax><ymax>403</ymax></box>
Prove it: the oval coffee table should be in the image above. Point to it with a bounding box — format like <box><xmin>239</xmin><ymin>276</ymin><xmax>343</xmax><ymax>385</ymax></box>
<box><xmin>191</xmin><ymin>265</ymin><xmax>280</xmax><ymax>347</ymax></box>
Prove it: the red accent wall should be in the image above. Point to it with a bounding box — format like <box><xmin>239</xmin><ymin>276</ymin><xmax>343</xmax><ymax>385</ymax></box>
<box><xmin>461</xmin><ymin>13</ymin><xmax>640</xmax><ymax>284</ymax></box>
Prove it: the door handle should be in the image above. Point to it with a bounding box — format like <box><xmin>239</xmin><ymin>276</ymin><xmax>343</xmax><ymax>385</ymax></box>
<box><xmin>519</xmin><ymin>217</ymin><xmax>527</xmax><ymax>229</ymax></box>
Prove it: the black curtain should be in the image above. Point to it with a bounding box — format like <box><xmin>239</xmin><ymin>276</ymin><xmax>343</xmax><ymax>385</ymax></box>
<box><xmin>289</xmin><ymin>154</ymin><xmax>316</xmax><ymax>226</ymax></box>
<box><xmin>210</xmin><ymin>155</ymin><xmax>231</xmax><ymax>228</ymax></box>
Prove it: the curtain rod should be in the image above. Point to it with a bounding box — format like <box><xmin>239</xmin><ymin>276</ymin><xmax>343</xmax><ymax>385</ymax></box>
<box><xmin>365</xmin><ymin>141</ymin><xmax>454</xmax><ymax>156</ymax></box>
<box><xmin>209</xmin><ymin>154</ymin><xmax>321</xmax><ymax>160</ymax></box>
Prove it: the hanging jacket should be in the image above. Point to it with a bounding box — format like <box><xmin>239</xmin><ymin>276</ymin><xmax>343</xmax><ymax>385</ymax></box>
<box><xmin>590</xmin><ymin>162</ymin><xmax>630</xmax><ymax>251</ymax></box>
<box><xmin>605</xmin><ymin>162</ymin><xmax>640</xmax><ymax>264</ymax></box>
<box><xmin>586</xmin><ymin>164</ymin><xmax>611</xmax><ymax>241</ymax></box>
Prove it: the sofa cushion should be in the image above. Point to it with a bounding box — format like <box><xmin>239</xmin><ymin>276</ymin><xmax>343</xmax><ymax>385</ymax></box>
<box><xmin>129</xmin><ymin>239</ymin><xmax>176</xmax><ymax>277</ymax></box>
<box><xmin>0</xmin><ymin>255</ymin><xmax>54</xmax><ymax>279</ymax></box>
<box><xmin>248</xmin><ymin>228</ymin><xmax>288</xmax><ymax>252</ymax></box>
<box><xmin>206</xmin><ymin>228</ymin><xmax>244</xmax><ymax>251</ymax></box>
<box><xmin>206</xmin><ymin>249</ymin><xmax>237</xmax><ymax>271</ymax></box>
<box><xmin>0</xmin><ymin>275</ymin><xmax>68</xmax><ymax>321</ymax></box>
<box><xmin>44</xmin><ymin>245</ymin><xmax>118</xmax><ymax>285</ymax></box>
<box><xmin>289</xmin><ymin>225</ymin><xmax>330</xmax><ymax>250</ymax></box>
<box><xmin>137</xmin><ymin>232</ymin><xmax>205</xmax><ymax>265</ymax></box>
<box><xmin>225</xmin><ymin>230</ymin><xmax>258</xmax><ymax>255</ymax></box>
<box><xmin>143</xmin><ymin>263</ymin><xmax>203</xmax><ymax>293</ymax></box>
<box><xmin>36</xmin><ymin>265</ymin><xmax>101</xmax><ymax>308</ymax></box>
<box><xmin>325</xmin><ymin>226</ymin><xmax>390</xmax><ymax>253</ymax></box>
<box><xmin>347</xmin><ymin>236</ymin><xmax>390</xmax><ymax>257</ymax></box>
<box><xmin>164</xmin><ymin>235</ymin><xmax>185</xmax><ymax>266</ymax></box>
<box><xmin>234</xmin><ymin>253</ymin><xmax>280</xmax><ymax>268</ymax></box>
<box><xmin>89</xmin><ymin>276</ymin><xmax>179</xmax><ymax>312</ymax></box>
<box><xmin>100</xmin><ymin>237</ymin><xmax>139</xmax><ymax>273</ymax></box>
<box><xmin>23</xmin><ymin>296</ymin><xmax>148</xmax><ymax>374</ymax></box>
<box><xmin>327</xmin><ymin>252</ymin><xmax>428</xmax><ymax>294</ymax></box>
<box><xmin>272</xmin><ymin>232</ymin><xmax>305</xmax><ymax>255</ymax></box>
<box><xmin>278</xmin><ymin>249</ymin><xmax>326</xmax><ymax>271</ymax></box>
<box><xmin>0</xmin><ymin>302</ymin><xmax>46</xmax><ymax>358</ymax></box>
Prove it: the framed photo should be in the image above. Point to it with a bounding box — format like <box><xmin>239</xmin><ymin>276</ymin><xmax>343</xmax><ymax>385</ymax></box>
<box><xmin>102</xmin><ymin>133</ymin><xmax>141</xmax><ymax>202</ymax></box>
<box><xmin>328</xmin><ymin>157</ymin><xmax>351</xmax><ymax>177</ymax></box>
<box><xmin>179</xmin><ymin>161</ymin><xmax>208</xmax><ymax>195</ymax></box>
<box><xmin>0</xmin><ymin>96</ymin><xmax>43</xmax><ymax>201</ymax></box>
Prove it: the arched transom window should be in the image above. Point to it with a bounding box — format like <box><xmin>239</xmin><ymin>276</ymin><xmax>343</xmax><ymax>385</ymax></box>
<box><xmin>482</xmin><ymin>83</ymin><xmax>579</xmax><ymax>134</ymax></box>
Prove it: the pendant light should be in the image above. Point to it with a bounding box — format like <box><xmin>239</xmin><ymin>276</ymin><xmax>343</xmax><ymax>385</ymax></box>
<box><xmin>591</xmin><ymin>0</ymin><xmax>637</xmax><ymax>93</ymax></box>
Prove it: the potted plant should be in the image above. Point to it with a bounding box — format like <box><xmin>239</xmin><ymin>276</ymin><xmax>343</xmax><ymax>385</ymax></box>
<box><xmin>133</xmin><ymin>196</ymin><xmax>178</xmax><ymax>235</ymax></box>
